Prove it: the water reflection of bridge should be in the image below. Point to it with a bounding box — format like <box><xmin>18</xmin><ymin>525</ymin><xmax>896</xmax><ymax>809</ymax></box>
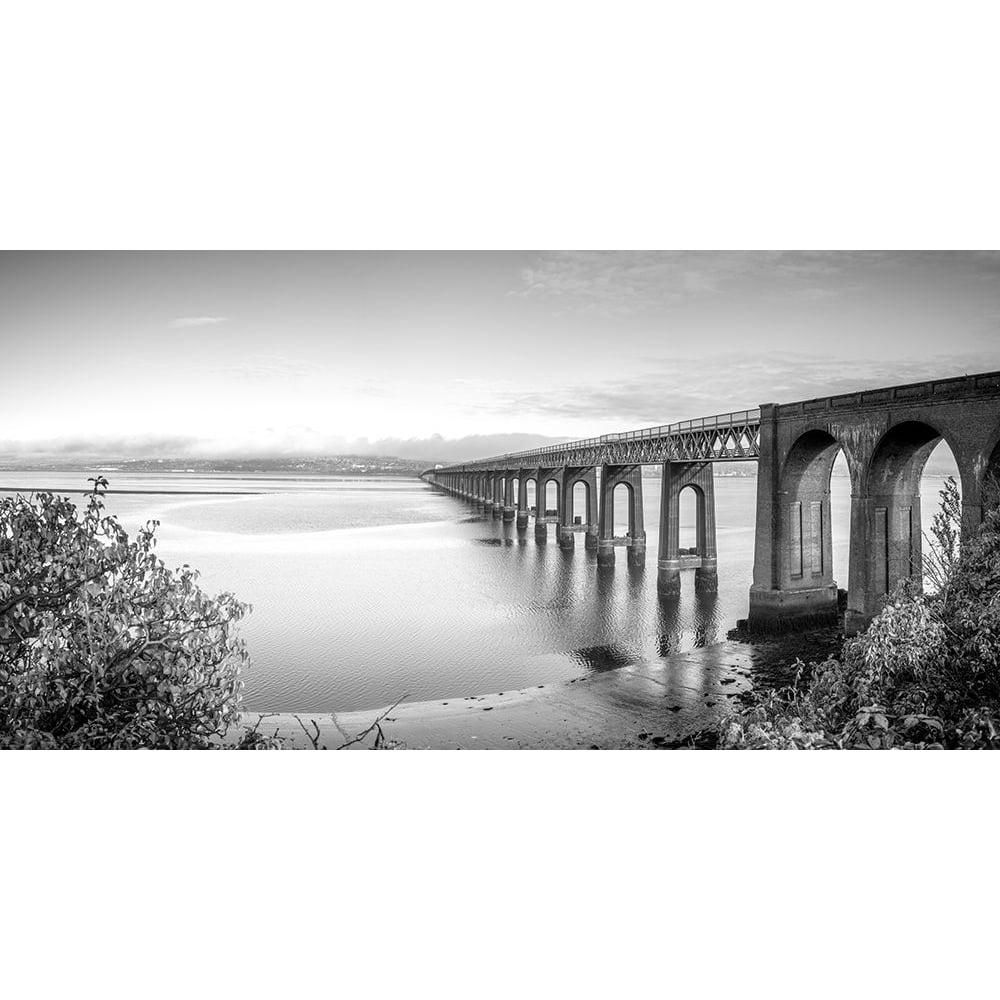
<box><xmin>425</xmin><ymin>371</ymin><xmax>1000</xmax><ymax>634</ymax></box>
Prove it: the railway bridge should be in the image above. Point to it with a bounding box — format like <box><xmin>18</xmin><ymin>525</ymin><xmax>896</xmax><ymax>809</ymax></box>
<box><xmin>424</xmin><ymin>370</ymin><xmax>1000</xmax><ymax>634</ymax></box>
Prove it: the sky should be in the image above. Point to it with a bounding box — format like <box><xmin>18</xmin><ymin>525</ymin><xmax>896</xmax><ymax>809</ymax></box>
<box><xmin>2</xmin><ymin>251</ymin><xmax>999</xmax><ymax>463</ymax></box>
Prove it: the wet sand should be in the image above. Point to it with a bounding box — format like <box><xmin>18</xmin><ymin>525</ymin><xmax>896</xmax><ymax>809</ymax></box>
<box><xmin>237</xmin><ymin>639</ymin><xmax>798</xmax><ymax>749</ymax></box>
<box><xmin>236</xmin><ymin>622</ymin><xmax>845</xmax><ymax>749</ymax></box>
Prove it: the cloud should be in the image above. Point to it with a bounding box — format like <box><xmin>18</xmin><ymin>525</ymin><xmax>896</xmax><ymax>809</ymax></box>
<box><xmin>514</xmin><ymin>251</ymin><xmax>1000</xmax><ymax>318</ymax></box>
<box><xmin>4</xmin><ymin>351</ymin><xmax>998</xmax><ymax>466</ymax></box>
<box><xmin>167</xmin><ymin>316</ymin><xmax>231</xmax><ymax>329</ymax></box>
<box><xmin>473</xmin><ymin>349</ymin><xmax>1000</xmax><ymax>431</ymax></box>
<box><xmin>197</xmin><ymin>354</ymin><xmax>324</xmax><ymax>379</ymax></box>
<box><xmin>0</xmin><ymin>430</ymin><xmax>563</xmax><ymax>466</ymax></box>
<box><xmin>0</xmin><ymin>433</ymin><xmax>202</xmax><ymax>463</ymax></box>
<box><xmin>514</xmin><ymin>251</ymin><xmax>810</xmax><ymax>317</ymax></box>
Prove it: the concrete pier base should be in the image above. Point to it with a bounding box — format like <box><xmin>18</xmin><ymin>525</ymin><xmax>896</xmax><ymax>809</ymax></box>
<box><xmin>627</xmin><ymin>536</ymin><xmax>646</xmax><ymax>568</ymax></box>
<box><xmin>534</xmin><ymin>522</ymin><xmax>547</xmax><ymax>541</ymax></box>
<box><xmin>657</xmin><ymin>559</ymin><xmax>681</xmax><ymax>597</ymax></box>
<box><xmin>516</xmin><ymin>511</ymin><xmax>529</xmax><ymax>528</ymax></box>
<box><xmin>502</xmin><ymin>506</ymin><xmax>515</xmax><ymax>522</ymax></box>
<box><xmin>584</xmin><ymin>527</ymin><xmax>598</xmax><ymax>550</ymax></box>
<box><xmin>492</xmin><ymin>505</ymin><xmax>502</xmax><ymax>519</ymax></box>
<box><xmin>747</xmin><ymin>583</ymin><xmax>839</xmax><ymax>632</ymax></box>
<box><xmin>557</xmin><ymin>527</ymin><xmax>575</xmax><ymax>549</ymax></box>
<box><xmin>695</xmin><ymin>557</ymin><xmax>719</xmax><ymax>593</ymax></box>
<box><xmin>597</xmin><ymin>540</ymin><xmax>615</xmax><ymax>567</ymax></box>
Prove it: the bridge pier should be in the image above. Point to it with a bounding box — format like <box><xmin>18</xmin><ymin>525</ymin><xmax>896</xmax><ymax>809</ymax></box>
<box><xmin>748</xmin><ymin>404</ymin><xmax>840</xmax><ymax>631</ymax></box>
<box><xmin>558</xmin><ymin>466</ymin><xmax>598</xmax><ymax>551</ymax></box>
<box><xmin>657</xmin><ymin>461</ymin><xmax>718</xmax><ymax>597</ymax></box>
<box><xmin>843</xmin><ymin>420</ymin><xmax>943</xmax><ymax>634</ymax></box>
<box><xmin>501</xmin><ymin>471</ymin><xmax>516</xmax><ymax>521</ymax></box>
<box><xmin>598</xmin><ymin>464</ymin><xmax>646</xmax><ymax>568</ymax></box>
<box><xmin>516</xmin><ymin>472</ymin><xmax>529</xmax><ymax>528</ymax></box>
<box><xmin>533</xmin><ymin>467</ymin><xmax>561</xmax><ymax>541</ymax></box>
<box><xmin>490</xmin><ymin>475</ymin><xmax>503</xmax><ymax>519</ymax></box>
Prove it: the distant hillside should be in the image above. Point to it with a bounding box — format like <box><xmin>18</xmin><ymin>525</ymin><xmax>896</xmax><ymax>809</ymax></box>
<box><xmin>0</xmin><ymin>455</ymin><xmax>431</xmax><ymax>476</ymax></box>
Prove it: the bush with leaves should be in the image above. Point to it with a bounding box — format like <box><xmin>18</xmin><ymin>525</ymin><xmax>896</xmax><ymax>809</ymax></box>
<box><xmin>0</xmin><ymin>481</ymin><xmax>251</xmax><ymax>748</ymax></box>
<box><xmin>719</xmin><ymin>477</ymin><xmax>1000</xmax><ymax>749</ymax></box>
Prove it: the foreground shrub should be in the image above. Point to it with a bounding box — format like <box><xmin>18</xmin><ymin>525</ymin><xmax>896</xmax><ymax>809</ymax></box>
<box><xmin>0</xmin><ymin>481</ymin><xmax>250</xmax><ymax>748</ymax></box>
<box><xmin>720</xmin><ymin>479</ymin><xmax>1000</xmax><ymax>749</ymax></box>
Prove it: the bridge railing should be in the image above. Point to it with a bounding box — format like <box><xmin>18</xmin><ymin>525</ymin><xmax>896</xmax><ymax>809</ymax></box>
<box><xmin>448</xmin><ymin>407</ymin><xmax>761</xmax><ymax>470</ymax></box>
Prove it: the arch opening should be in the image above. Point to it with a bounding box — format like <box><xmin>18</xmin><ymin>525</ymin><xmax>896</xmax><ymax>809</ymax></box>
<box><xmin>678</xmin><ymin>484</ymin><xmax>702</xmax><ymax>554</ymax></box>
<box><xmin>544</xmin><ymin>480</ymin><xmax>559</xmax><ymax>518</ymax></box>
<box><xmin>830</xmin><ymin>450</ymin><xmax>851</xmax><ymax>591</ymax></box>
<box><xmin>919</xmin><ymin>436</ymin><xmax>961</xmax><ymax>595</ymax></box>
<box><xmin>865</xmin><ymin>420</ymin><xmax>954</xmax><ymax>600</ymax></box>
<box><xmin>572</xmin><ymin>481</ymin><xmax>590</xmax><ymax>524</ymax></box>
<box><xmin>779</xmin><ymin>429</ymin><xmax>845</xmax><ymax>591</ymax></box>
<box><xmin>524</xmin><ymin>476</ymin><xmax>538</xmax><ymax>510</ymax></box>
<box><xmin>524</xmin><ymin>477</ymin><xmax>537</xmax><ymax>513</ymax></box>
<box><xmin>612</xmin><ymin>482</ymin><xmax>634</xmax><ymax>536</ymax></box>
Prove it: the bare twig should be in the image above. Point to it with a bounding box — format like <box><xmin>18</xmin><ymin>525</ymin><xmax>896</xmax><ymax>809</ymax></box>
<box><xmin>336</xmin><ymin>695</ymin><xmax>408</xmax><ymax>750</ymax></box>
<box><xmin>292</xmin><ymin>714</ymin><xmax>325</xmax><ymax>749</ymax></box>
<box><xmin>248</xmin><ymin>712</ymin><xmax>278</xmax><ymax>736</ymax></box>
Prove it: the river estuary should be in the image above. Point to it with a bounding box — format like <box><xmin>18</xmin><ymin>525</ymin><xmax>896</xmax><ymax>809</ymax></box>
<box><xmin>1</xmin><ymin>470</ymin><xmax>956</xmax><ymax>713</ymax></box>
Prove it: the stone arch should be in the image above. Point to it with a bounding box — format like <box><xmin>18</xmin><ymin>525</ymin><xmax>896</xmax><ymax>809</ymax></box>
<box><xmin>598</xmin><ymin>464</ymin><xmax>646</xmax><ymax>568</ymax></box>
<box><xmin>571</xmin><ymin>479</ymin><xmax>592</xmax><ymax>524</ymax></box>
<box><xmin>677</xmin><ymin>482</ymin><xmax>706</xmax><ymax>555</ymax></box>
<box><xmin>847</xmin><ymin>420</ymin><xmax>953</xmax><ymax>630</ymax></box>
<box><xmin>863</xmin><ymin>420</ymin><xmax>949</xmax><ymax>498</ymax></box>
<box><xmin>523</xmin><ymin>476</ymin><xmax>538</xmax><ymax>513</ymax></box>
<box><xmin>777</xmin><ymin>429</ymin><xmax>845</xmax><ymax>591</ymax></box>
<box><xmin>541</xmin><ymin>477</ymin><xmax>560</xmax><ymax>518</ymax></box>
<box><xmin>612</xmin><ymin>481</ymin><xmax>637</xmax><ymax>535</ymax></box>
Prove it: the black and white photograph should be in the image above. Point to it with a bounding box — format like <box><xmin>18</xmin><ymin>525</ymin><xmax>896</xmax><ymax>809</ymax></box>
<box><xmin>4</xmin><ymin>250</ymin><xmax>1000</xmax><ymax>750</ymax></box>
<box><xmin>4</xmin><ymin>3</ymin><xmax>998</xmax><ymax>998</ymax></box>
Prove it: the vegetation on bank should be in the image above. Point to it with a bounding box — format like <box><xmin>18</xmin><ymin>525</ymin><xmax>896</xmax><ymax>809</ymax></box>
<box><xmin>0</xmin><ymin>480</ymin><xmax>279</xmax><ymax>749</ymax></box>
<box><xmin>0</xmin><ymin>480</ymin><xmax>402</xmax><ymax>749</ymax></box>
<box><xmin>718</xmin><ymin>478</ymin><xmax>1000</xmax><ymax>749</ymax></box>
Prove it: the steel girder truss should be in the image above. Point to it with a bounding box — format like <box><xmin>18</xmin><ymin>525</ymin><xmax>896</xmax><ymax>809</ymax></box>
<box><xmin>434</xmin><ymin>409</ymin><xmax>761</xmax><ymax>475</ymax></box>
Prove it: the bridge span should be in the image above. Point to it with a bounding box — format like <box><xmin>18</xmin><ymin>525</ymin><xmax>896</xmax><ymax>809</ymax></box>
<box><xmin>424</xmin><ymin>370</ymin><xmax>1000</xmax><ymax>634</ymax></box>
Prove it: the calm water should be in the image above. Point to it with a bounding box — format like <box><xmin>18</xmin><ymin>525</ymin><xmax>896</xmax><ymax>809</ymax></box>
<box><xmin>0</xmin><ymin>470</ymin><xmax>956</xmax><ymax>712</ymax></box>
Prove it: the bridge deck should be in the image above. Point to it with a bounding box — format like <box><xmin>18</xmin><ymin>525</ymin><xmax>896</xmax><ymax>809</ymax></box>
<box><xmin>435</xmin><ymin>408</ymin><xmax>761</xmax><ymax>472</ymax></box>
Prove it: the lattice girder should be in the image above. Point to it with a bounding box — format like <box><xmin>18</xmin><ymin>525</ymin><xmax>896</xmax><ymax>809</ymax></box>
<box><xmin>435</xmin><ymin>410</ymin><xmax>762</xmax><ymax>475</ymax></box>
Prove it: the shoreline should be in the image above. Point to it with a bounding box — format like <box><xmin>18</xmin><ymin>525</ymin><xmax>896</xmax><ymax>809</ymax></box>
<box><xmin>237</xmin><ymin>621</ymin><xmax>844</xmax><ymax>749</ymax></box>
<box><xmin>0</xmin><ymin>487</ymin><xmax>265</xmax><ymax>496</ymax></box>
<box><xmin>237</xmin><ymin>631</ymin><xmax>843</xmax><ymax>749</ymax></box>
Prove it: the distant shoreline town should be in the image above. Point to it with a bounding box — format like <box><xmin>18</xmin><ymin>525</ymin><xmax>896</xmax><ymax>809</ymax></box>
<box><xmin>0</xmin><ymin>455</ymin><xmax>433</xmax><ymax>476</ymax></box>
<box><xmin>0</xmin><ymin>455</ymin><xmax>892</xmax><ymax>478</ymax></box>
